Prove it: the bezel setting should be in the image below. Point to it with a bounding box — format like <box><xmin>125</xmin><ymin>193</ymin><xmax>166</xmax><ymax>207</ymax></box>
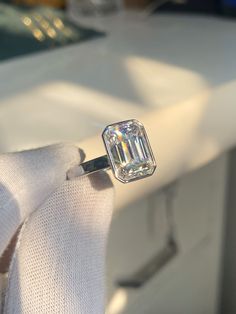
<box><xmin>102</xmin><ymin>119</ymin><xmax>156</xmax><ymax>183</ymax></box>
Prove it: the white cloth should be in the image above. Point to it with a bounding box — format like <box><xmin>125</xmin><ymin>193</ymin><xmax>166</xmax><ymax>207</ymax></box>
<box><xmin>0</xmin><ymin>144</ymin><xmax>114</xmax><ymax>313</ymax></box>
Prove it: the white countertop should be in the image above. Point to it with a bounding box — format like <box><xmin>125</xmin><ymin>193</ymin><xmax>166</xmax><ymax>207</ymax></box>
<box><xmin>0</xmin><ymin>12</ymin><xmax>236</xmax><ymax>208</ymax></box>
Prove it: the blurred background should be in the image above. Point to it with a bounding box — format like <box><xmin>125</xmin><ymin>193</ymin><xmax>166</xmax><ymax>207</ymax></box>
<box><xmin>1</xmin><ymin>0</ymin><xmax>236</xmax><ymax>313</ymax></box>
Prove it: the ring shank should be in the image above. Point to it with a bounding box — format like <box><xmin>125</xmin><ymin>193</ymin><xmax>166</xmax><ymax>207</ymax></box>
<box><xmin>80</xmin><ymin>155</ymin><xmax>110</xmax><ymax>176</ymax></box>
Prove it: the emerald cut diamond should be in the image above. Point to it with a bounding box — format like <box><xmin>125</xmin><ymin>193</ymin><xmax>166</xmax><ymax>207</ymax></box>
<box><xmin>102</xmin><ymin>119</ymin><xmax>156</xmax><ymax>183</ymax></box>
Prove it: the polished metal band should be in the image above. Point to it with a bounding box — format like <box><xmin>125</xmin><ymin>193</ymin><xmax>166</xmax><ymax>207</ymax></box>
<box><xmin>79</xmin><ymin>155</ymin><xmax>110</xmax><ymax>176</ymax></box>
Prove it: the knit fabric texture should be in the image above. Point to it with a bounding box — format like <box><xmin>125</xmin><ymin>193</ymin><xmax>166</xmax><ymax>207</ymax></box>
<box><xmin>0</xmin><ymin>144</ymin><xmax>114</xmax><ymax>313</ymax></box>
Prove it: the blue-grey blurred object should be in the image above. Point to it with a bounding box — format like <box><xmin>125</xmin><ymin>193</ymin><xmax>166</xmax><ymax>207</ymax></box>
<box><xmin>152</xmin><ymin>0</ymin><xmax>236</xmax><ymax>16</ymax></box>
<box><xmin>145</xmin><ymin>0</ymin><xmax>219</xmax><ymax>18</ymax></box>
<box><xmin>155</xmin><ymin>0</ymin><xmax>220</xmax><ymax>14</ymax></box>
<box><xmin>0</xmin><ymin>4</ymin><xmax>105</xmax><ymax>62</ymax></box>
<box><xmin>222</xmin><ymin>0</ymin><xmax>236</xmax><ymax>16</ymax></box>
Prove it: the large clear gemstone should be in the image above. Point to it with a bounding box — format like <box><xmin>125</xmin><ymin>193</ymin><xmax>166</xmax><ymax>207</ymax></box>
<box><xmin>102</xmin><ymin>120</ymin><xmax>156</xmax><ymax>183</ymax></box>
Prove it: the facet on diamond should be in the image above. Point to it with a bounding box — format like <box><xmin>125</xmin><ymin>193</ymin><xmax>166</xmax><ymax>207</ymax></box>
<box><xmin>102</xmin><ymin>120</ymin><xmax>156</xmax><ymax>183</ymax></box>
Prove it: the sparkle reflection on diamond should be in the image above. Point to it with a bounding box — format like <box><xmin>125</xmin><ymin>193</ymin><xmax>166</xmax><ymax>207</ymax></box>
<box><xmin>102</xmin><ymin>120</ymin><xmax>156</xmax><ymax>183</ymax></box>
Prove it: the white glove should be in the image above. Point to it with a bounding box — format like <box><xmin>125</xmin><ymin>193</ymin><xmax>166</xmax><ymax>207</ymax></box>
<box><xmin>0</xmin><ymin>144</ymin><xmax>114</xmax><ymax>313</ymax></box>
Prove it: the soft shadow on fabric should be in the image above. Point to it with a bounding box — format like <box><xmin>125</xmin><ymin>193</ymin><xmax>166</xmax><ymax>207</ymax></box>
<box><xmin>88</xmin><ymin>171</ymin><xmax>113</xmax><ymax>191</ymax></box>
<box><xmin>0</xmin><ymin>184</ymin><xmax>21</xmax><ymax>274</ymax></box>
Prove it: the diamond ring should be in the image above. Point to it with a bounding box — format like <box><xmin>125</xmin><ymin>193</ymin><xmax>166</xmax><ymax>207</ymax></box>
<box><xmin>68</xmin><ymin>119</ymin><xmax>156</xmax><ymax>183</ymax></box>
